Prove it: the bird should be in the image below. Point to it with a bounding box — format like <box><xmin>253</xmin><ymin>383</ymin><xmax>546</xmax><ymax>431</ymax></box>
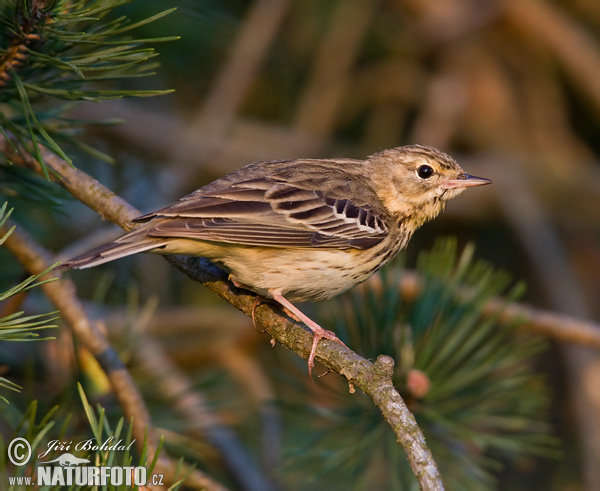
<box><xmin>61</xmin><ymin>144</ymin><xmax>491</xmax><ymax>376</ymax></box>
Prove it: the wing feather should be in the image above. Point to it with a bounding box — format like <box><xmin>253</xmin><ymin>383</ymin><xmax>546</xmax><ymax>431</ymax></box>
<box><xmin>138</xmin><ymin>175</ymin><xmax>389</xmax><ymax>250</ymax></box>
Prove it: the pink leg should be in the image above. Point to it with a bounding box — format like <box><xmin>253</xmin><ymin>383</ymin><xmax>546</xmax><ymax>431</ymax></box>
<box><xmin>272</xmin><ymin>292</ymin><xmax>347</xmax><ymax>378</ymax></box>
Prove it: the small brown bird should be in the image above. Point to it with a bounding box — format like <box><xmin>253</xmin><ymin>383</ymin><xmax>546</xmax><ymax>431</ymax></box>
<box><xmin>62</xmin><ymin>145</ymin><xmax>490</xmax><ymax>376</ymax></box>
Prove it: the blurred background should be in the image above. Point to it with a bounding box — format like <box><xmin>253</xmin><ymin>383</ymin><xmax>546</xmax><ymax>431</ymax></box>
<box><xmin>2</xmin><ymin>0</ymin><xmax>600</xmax><ymax>489</ymax></box>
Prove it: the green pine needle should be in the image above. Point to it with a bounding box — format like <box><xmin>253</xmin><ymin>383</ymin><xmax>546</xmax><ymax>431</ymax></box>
<box><xmin>0</xmin><ymin>214</ymin><xmax>58</xmax><ymax>401</ymax></box>
<box><xmin>0</xmin><ymin>0</ymin><xmax>177</xmax><ymax>175</ymax></box>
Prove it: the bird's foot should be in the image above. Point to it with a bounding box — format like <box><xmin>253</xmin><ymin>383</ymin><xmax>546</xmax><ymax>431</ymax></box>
<box><xmin>305</xmin><ymin>323</ymin><xmax>346</xmax><ymax>380</ymax></box>
<box><xmin>271</xmin><ymin>292</ymin><xmax>347</xmax><ymax>379</ymax></box>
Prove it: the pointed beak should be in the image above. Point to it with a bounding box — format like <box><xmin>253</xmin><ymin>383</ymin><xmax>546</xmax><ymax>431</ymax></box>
<box><xmin>441</xmin><ymin>174</ymin><xmax>492</xmax><ymax>190</ymax></box>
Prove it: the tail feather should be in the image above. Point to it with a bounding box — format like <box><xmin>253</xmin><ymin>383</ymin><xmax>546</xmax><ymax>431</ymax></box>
<box><xmin>59</xmin><ymin>229</ymin><xmax>167</xmax><ymax>270</ymax></box>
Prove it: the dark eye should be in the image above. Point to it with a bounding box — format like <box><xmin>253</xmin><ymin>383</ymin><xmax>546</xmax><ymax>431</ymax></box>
<box><xmin>417</xmin><ymin>165</ymin><xmax>434</xmax><ymax>179</ymax></box>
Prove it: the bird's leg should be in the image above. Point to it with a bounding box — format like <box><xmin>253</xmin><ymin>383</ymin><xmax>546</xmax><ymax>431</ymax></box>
<box><xmin>271</xmin><ymin>292</ymin><xmax>347</xmax><ymax>378</ymax></box>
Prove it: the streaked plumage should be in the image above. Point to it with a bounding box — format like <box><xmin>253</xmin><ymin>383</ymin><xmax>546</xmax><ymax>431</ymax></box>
<box><xmin>62</xmin><ymin>144</ymin><xmax>491</xmax><ymax>375</ymax></box>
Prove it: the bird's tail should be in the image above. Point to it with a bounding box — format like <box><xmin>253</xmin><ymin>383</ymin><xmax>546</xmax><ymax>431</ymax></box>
<box><xmin>59</xmin><ymin>227</ymin><xmax>167</xmax><ymax>270</ymax></box>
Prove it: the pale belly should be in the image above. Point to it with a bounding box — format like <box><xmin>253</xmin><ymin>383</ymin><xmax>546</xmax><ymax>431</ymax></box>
<box><xmin>215</xmin><ymin>246</ymin><xmax>366</xmax><ymax>302</ymax></box>
<box><xmin>160</xmin><ymin>236</ymin><xmax>403</xmax><ymax>302</ymax></box>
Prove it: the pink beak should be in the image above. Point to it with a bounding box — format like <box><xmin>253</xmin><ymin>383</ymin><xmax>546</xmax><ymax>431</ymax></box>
<box><xmin>442</xmin><ymin>174</ymin><xmax>492</xmax><ymax>189</ymax></box>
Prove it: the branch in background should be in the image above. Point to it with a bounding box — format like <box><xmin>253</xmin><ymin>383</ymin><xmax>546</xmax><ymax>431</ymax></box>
<box><xmin>109</xmin><ymin>292</ymin><xmax>276</xmax><ymax>489</ymax></box>
<box><xmin>68</xmin><ymin>101</ymin><xmax>330</xmax><ymax>191</ymax></box>
<box><xmin>193</xmin><ymin>0</ymin><xmax>291</xmax><ymax>135</ymax></box>
<box><xmin>0</xmin><ymin>221</ymin><xmax>223</xmax><ymax>490</ymax></box>
<box><xmin>111</xmin><ymin>304</ymin><xmax>283</xmax><ymax>475</ymax></box>
<box><xmin>133</xmin><ymin>335</ymin><xmax>276</xmax><ymax>491</ymax></box>
<box><xmin>392</xmin><ymin>270</ymin><xmax>600</xmax><ymax>349</ymax></box>
<box><xmin>106</xmin><ymin>302</ymin><xmax>283</xmax><ymax>475</ymax></box>
<box><xmin>295</xmin><ymin>0</ymin><xmax>379</xmax><ymax>137</ymax></box>
<box><xmin>2</xmin><ymin>136</ymin><xmax>445</xmax><ymax>490</ymax></box>
<box><xmin>488</xmin><ymin>157</ymin><xmax>599</xmax><ymax>489</ymax></box>
<box><xmin>504</xmin><ymin>0</ymin><xmax>600</xmax><ymax>109</ymax></box>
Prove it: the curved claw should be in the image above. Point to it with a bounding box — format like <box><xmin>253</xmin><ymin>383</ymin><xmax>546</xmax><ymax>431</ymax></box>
<box><xmin>251</xmin><ymin>295</ymin><xmax>266</xmax><ymax>329</ymax></box>
<box><xmin>308</xmin><ymin>335</ymin><xmax>320</xmax><ymax>380</ymax></box>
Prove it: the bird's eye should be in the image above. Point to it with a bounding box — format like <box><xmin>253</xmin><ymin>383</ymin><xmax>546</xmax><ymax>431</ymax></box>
<box><xmin>417</xmin><ymin>165</ymin><xmax>434</xmax><ymax>179</ymax></box>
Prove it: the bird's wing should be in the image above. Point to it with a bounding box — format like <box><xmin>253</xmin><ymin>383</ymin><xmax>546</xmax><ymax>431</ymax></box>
<box><xmin>137</xmin><ymin>177</ymin><xmax>388</xmax><ymax>250</ymax></box>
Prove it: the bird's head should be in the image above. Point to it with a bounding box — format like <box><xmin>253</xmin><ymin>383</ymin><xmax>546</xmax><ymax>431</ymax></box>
<box><xmin>369</xmin><ymin>144</ymin><xmax>491</xmax><ymax>228</ymax></box>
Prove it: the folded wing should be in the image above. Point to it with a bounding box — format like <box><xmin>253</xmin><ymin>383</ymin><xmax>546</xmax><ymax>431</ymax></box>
<box><xmin>137</xmin><ymin>178</ymin><xmax>388</xmax><ymax>250</ymax></box>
